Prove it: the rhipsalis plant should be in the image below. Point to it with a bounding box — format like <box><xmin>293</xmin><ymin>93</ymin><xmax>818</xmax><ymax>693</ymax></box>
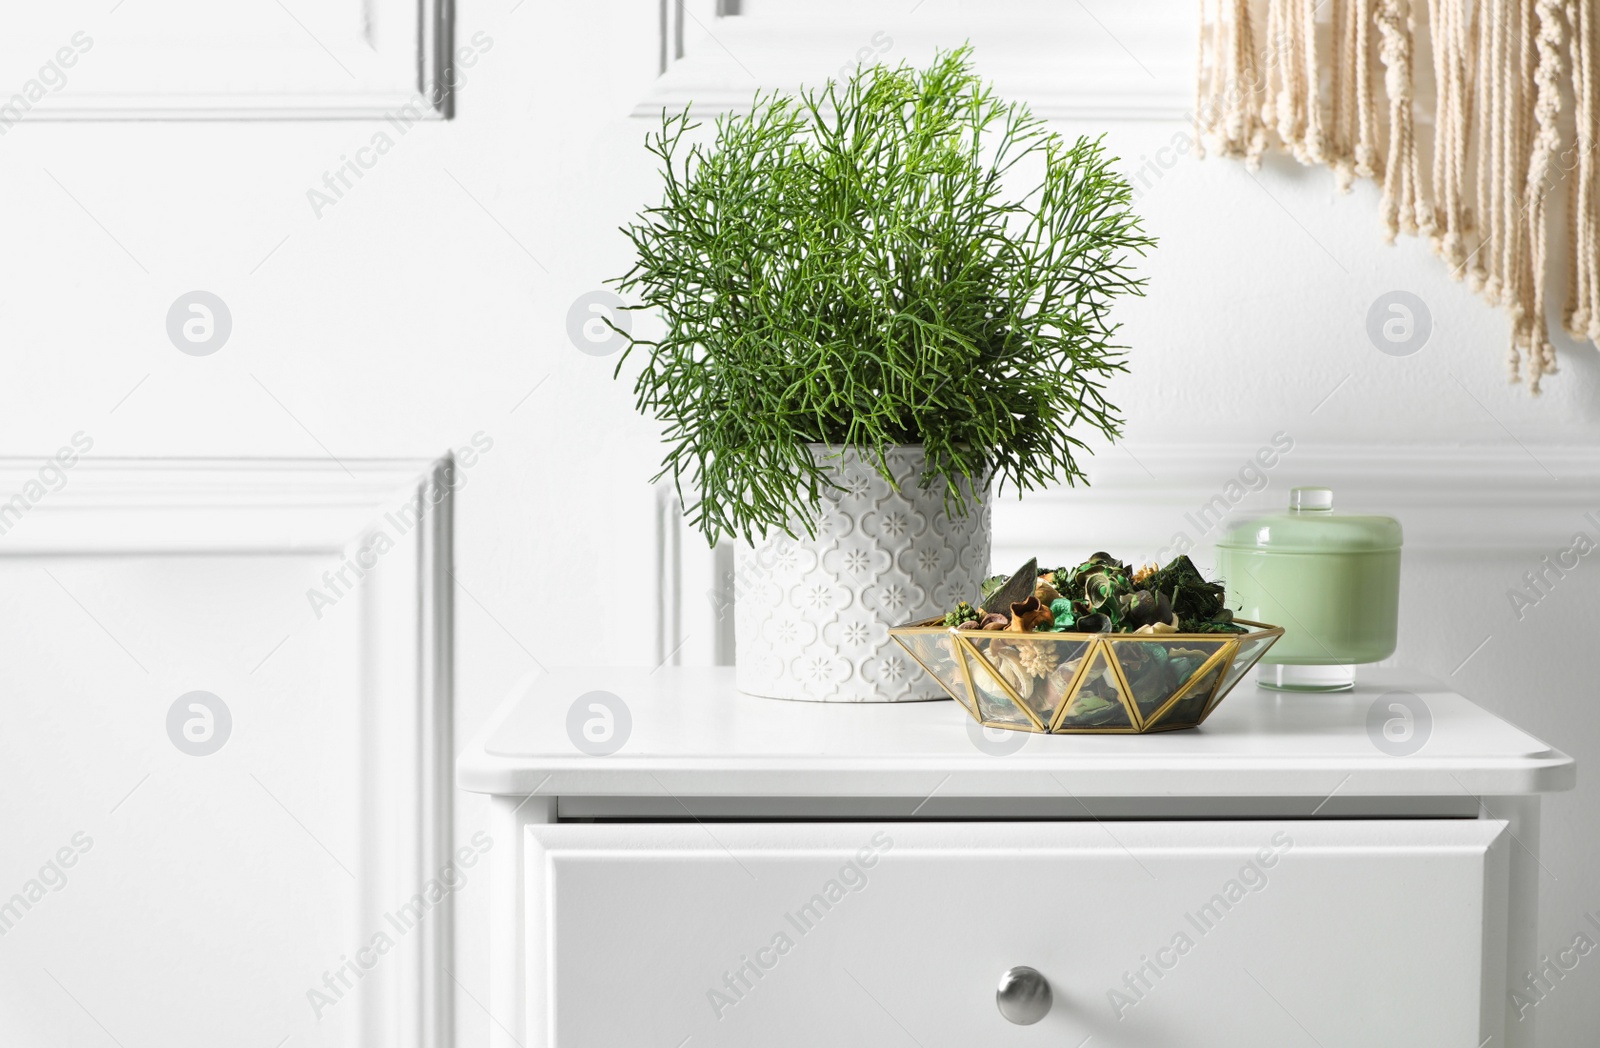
<box><xmin>613</xmin><ymin>46</ymin><xmax>1154</xmax><ymax>545</ymax></box>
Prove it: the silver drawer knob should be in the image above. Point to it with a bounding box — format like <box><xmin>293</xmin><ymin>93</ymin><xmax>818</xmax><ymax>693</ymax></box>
<box><xmin>996</xmin><ymin>965</ymin><xmax>1052</xmax><ymax>1025</ymax></box>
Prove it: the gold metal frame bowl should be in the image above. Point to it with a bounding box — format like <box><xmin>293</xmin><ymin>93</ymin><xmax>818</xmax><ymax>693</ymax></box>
<box><xmin>889</xmin><ymin>619</ymin><xmax>1284</xmax><ymax>733</ymax></box>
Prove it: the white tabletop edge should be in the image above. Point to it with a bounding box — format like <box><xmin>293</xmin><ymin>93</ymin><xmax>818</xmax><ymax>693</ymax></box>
<box><xmin>456</xmin><ymin>667</ymin><xmax>1576</xmax><ymax>799</ymax></box>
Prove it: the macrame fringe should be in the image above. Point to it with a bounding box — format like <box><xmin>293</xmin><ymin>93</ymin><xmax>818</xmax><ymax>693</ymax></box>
<box><xmin>1197</xmin><ymin>0</ymin><xmax>1600</xmax><ymax>392</ymax></box>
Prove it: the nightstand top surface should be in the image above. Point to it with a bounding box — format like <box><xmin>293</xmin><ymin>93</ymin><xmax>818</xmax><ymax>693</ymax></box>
<box><xmin>457</xmin><ymin>667</ymin><xmax>1573</xmax><ymax>799</ymax></box>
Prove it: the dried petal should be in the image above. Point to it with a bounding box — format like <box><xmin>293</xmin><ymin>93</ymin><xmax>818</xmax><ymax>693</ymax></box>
<box><xmin>1007</xmin><ymin>596</ymin><xmax>1053</xmax><ymax>632</ymax></box>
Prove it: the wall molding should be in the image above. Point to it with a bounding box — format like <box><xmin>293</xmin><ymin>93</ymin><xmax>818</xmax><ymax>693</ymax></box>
<box><xmin>635</xmin><ymin>1</ymin><xmax>1194</xmax><ymax>123</ymax></box>
<box><xmin>0</xmin><ymin>456</ymin><xmax>443</xmax><ymax>552</ymax></box>
<box><xmin>3</xmin><ymin>0</ymin><xmax>453</xmax><ymax>121</ymax></box>
<box><xmin>990</xmin><ymin>443</ymin><xmax>1600</xmax><ymax>565</ymax></box>
<box><xmin>0</xmin><ymin>454</ymin><xmax>456</xmax><ymax>1048</ymax></box>
<box><xmin>654</xmin><ymin>483</ymin><xmax>732</xmax><ymax>670</ymax></box>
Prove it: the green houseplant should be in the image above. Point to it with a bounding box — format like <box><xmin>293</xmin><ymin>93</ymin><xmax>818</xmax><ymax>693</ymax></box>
<box><xmin>614</xmin><ymin>47</ymin><xmax>1153</xmax><ymax>701</ymax></box>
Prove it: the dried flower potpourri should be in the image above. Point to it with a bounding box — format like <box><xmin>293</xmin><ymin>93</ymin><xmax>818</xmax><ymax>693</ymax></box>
<box><xmin>892</xmin><ymin>553</ymin><xmax>1284</xmax><ymax>732</ymax></box>
<box><xmin>956</xmin><ymin>553</ymin><xmax>1246</xmax><ymax>636</ymax></box>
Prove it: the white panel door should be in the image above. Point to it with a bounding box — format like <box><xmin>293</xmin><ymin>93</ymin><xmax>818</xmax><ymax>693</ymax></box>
<box><xmin>527</xmin><ymin>819</ymin><xmax>1508</xmax><ymax>1047</ymax></box>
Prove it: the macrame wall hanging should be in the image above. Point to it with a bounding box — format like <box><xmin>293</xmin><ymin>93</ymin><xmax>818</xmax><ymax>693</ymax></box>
<box><xmin>1195</xmin><ymin>0</ymin><xmax>1598</xmax><ymax>392</ymax></box>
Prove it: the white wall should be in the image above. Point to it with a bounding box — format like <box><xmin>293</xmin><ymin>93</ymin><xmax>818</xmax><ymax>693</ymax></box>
<box><xmin>1</xmin><ymin>0</ymin><xmax>1596</xmax><ymax>1045</ymax></box>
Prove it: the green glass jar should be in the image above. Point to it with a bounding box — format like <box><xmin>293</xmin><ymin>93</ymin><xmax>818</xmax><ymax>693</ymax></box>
<box><xmin>1214</xmin><ymin>487</ymin><xmax>1402</xmax><ymax>692</ymax></box>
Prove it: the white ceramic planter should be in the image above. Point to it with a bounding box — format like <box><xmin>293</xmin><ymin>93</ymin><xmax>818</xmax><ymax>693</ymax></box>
<box><xmin>734</xmin><ymin>445</ymin><xmax>991</xmax><ymax>702</ymax></box>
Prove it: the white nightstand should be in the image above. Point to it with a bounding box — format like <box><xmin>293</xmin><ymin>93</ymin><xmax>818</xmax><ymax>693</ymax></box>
<box><xmin>459</xmin><ymin>668</ymin><xmax>1572</xmax><ymax>1048</ymax></box>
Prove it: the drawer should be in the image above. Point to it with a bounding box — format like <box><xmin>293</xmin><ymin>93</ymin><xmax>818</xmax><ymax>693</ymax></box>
<box><xmin>524</xmin><ymin>819</ymin><xmax>1509</xmax><ymax>1047</ymax></box>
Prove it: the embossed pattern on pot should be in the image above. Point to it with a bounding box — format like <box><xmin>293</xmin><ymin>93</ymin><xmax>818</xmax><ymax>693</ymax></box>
<box><xmin>735</xmin><ymin>446</ymin><xmax>991</xmax><ymax>702</ymax></box>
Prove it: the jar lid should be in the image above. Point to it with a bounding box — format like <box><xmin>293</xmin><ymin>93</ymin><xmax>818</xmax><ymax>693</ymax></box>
<box><xmin>1216</xmin><ymin>487</ymin><xmax>1403</xmax><ymax>553</ymax></box>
